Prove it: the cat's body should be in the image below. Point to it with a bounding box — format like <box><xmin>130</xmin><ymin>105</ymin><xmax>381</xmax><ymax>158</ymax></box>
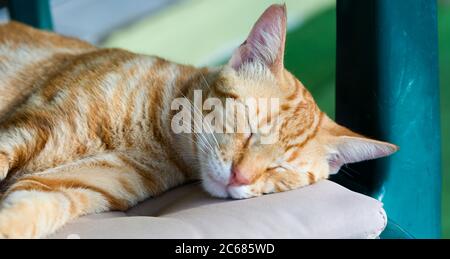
<box><xmin>0</xmin><ymin>22</ymin><xmax>214</xmax><ymax>238</ymax></box>
<box><xmin>0</xmin><ymin>5</ymin><xmax>397</xmax><ymax>238</ymax></box>
<box><xmin>0</xmin><ymin>21</ymin><xmax>198</xmax><ymax>186</ymax></box>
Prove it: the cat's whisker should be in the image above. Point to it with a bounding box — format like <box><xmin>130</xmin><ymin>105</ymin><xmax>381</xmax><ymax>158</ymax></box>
<box><xmin>174</xmin><ymin>80</ymin><xmax>220</xmax><ymax>152</ymax></box>
<box><xmin>192</xmin><ymin>138</ymin><xmax>210</xmax><ymax>155</ymax></box>
<box><xmin>178</xmin><ymin>84</ymin><xmax>220</xmax><ymax>149</ymax></box>
<box><xmin>179</xmin><ymin>94</ymin><xmax>216</xmax><ymax>152</ymax></box>
<box><xmin>344</xmin><ymin>165</ymin><xmax>362</xmax><ymax>175</ymax></box>
<box><xmin>200</xmin><ymin>73</ymin><xmax>212</xmax><ymax>91</ymax></box>
<box><xmin>174</xmin><ymin>131</ymin><xmax>210</xmax><ymax>156</ymax></box>
<box><xmin>187</xmin><ymin>98</ymin><xmax>219</xmax><ymax>151</ymax></box>
<box><xmin>170</xmin><ymin>115</ymin><xmax>211</xmax><ymax>155</ymax></box>
<box><xmin>0</xmin><ymin>3</ymin><xmax>399</xmax><ymax>238</ymax></box>
<box><xmin>339</xmin><ymin>167</ymin><xmax>355</xmax><ymax>179</ymax></box>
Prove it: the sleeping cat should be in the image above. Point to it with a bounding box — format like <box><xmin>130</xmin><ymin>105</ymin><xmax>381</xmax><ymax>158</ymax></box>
<box><xmin>0</xmin><ymin>4</ymin><xmax>397</xmax><ymax>238</ymax></box>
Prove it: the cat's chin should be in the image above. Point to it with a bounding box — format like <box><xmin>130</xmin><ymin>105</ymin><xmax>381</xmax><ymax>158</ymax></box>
<box><xmin>201</xmin><ymin>174</ymin><xmax>230</xmax><ymax>198</ymax></box>
<box><xmin>202</xmin><ymin>174</ymin><xmax>256</xmax><ymax>200</ymax></box>
<box><xmin>227</xmin><ymin>186</ymin><xmax>257</xmax><ymax>200</ymax></box>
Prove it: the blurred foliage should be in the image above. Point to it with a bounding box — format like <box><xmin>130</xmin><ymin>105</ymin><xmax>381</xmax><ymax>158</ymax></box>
<box><xmin>285</xmin><ymin>8</ymin><xmax>336</xmax><ymax>118</ymax></box>
<box><xmin>285</xmin><ymin>2</ymin><xmax>450</xmax><ymax>238</ymax></box>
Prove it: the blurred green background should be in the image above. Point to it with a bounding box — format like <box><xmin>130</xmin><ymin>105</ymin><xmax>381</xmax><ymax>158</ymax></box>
<box><xmin>283</xmin><ymin>1</ymin><xmax>450</xmax><ymax>238</ymax></box>
<box><xmin>285</xmin><ymin>3</ymin><xmax>450</xmax><ymax>238</ymax></box>
<box><xmin>102</xmin><ymin>0</ymin><xmax>448</xmax><ymax>237</ymax></box>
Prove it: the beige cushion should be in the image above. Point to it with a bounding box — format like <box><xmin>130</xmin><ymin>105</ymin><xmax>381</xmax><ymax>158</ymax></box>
<box><xmin>49</xmin><ymin>180</ymin><xmax>387</xmax><ymax>239</ymax></box>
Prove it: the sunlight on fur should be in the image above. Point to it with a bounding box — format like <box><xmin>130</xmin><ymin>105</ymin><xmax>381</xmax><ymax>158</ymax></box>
<box><xmin>0</xmin><ymin>4</ymin><xmax>398</xmax><ymax>238</ymax></box>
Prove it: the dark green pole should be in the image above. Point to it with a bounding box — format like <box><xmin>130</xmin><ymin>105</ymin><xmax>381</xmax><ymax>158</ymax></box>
<box><xmin>8</xmin><ymin>0</ymin><xmax>53</xmax><ymax>30</ymax></box>
<box><xmin>335</xmin><ymin>0</ymin><xmax>441</xmax><ymax>238</ymax></box>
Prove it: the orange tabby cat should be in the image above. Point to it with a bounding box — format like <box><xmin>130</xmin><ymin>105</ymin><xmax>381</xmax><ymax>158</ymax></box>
<box><xmin>0</xmin><ymin>4</ymin><xmax>397</xmax><ymax>238</ymax></box>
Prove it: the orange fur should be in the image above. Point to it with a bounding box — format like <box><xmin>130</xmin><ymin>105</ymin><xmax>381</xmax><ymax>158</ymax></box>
<box><xmin>0</xmin><ymin>5</ymin><xmax>397</xmax><ymax>238</ymax></box>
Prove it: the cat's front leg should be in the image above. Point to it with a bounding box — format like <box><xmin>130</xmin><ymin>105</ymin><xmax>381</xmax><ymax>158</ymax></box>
<box><xmin>0</xmin><ymin>126</ymin><xmax>48</xmax><ymax>182</ymax></box>
<box><xmin>0</xmin><ymin>153</ymin><xmax>8</xmax><ymax>181</ymax></box>
<box><xmin>0</xmin><ymin>189</ymin><xmax>79</xmax><ymax>238</ymax></box>
<box><xmin>261</xmin><ymin>169</ymin><xmax>322</xmax><ymax>195</ymax></box>
<box><xmin>0</xmin><ymin>152</ymin><xmax>180</xmax><ymax>239</ymax></box>
<box><xmin>225</xmin><ymin>169</ymin><xmax>316</xmax><ymax>199</ymax></box>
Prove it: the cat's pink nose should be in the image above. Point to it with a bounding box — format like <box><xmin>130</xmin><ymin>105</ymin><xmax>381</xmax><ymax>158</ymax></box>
<box><xmin>229</xmin><ymin>168</ymin><xmax>252</xmax><ymax>186</ymax></box>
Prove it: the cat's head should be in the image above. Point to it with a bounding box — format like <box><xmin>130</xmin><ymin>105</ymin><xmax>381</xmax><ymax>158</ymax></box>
<box><xmin>197</xmin><ymin>4</ymin><xmax>398</xmax><ymax>199</ymax></box>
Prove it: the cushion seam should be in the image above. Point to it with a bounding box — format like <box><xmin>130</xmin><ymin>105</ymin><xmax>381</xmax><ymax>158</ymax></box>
<box><xmin>366</xmin><ymin>207</ymin><xmax>387</xmax><ymax>239</ymax></box>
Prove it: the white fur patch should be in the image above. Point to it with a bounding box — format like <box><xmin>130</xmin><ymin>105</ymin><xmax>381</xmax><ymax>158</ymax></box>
<box><xmin>227</xmin><ymin>185</ymin><xmax>256</xmax><ymax>199</ymax></box>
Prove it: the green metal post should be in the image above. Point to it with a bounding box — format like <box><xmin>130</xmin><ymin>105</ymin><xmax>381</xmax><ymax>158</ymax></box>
<box><xmin>335</xmin><ymin>0</ymin><xmax>441</xmax><ymax>238</ymax></box>
<box><xmin>8</xmin><ymin>0</ymin><xmax>53</xmax><ymax>30</ymax></box>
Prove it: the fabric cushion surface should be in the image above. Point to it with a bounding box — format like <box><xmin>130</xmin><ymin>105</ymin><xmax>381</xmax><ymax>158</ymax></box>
<box><xmin>49</xmin><ymin>180</ymin><xmax>387</xmax><ymax>239</ymax></box>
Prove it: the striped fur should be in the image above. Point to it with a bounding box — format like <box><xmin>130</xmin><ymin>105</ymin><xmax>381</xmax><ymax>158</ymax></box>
<box><xmin>0</xmin><ymin>5</ymin><xmax>397</xmax><ymax>239</ymax></box>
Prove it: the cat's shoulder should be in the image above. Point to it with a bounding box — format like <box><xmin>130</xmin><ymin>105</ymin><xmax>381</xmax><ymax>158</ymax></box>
<box><xmin>0</xmin><ymin>21</ymin><xmax>36</xmax><ymax>34</ymax></box>
<box><xmin>0</xmin><ymin>21</ymin><xmax>94</xmax><ymax>51</ymax></box>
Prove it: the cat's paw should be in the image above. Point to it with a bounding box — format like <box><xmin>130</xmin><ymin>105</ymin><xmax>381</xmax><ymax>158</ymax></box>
<box><xmin>0</xmin><ymin>209</ymin><xmax>32</xmax><ymax>239</ymax></box>
<box><xmin>0</xmin><ymin>213</ymin><xmax>12</xmax><ymax>239</ymax></box>
<box><xmin>0</xmin><ymin>153</ymin><xmax>9</xmax><ymax>181</ymax></box>
<box><xmin>0</xmin><ymin>228</ymin><xmax>7</xmax><ymax>239</ymax></box>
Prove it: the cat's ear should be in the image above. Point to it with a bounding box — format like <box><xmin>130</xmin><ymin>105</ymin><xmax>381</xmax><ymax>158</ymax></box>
<box><xmin>329</xmin><ymin>136</ymin><xmax>398</xmax><ymax>170</ymax></box>
<box><xmin>323</xmin><ymin>117</ymin><xmax>399</xmax><ymax>174</ymax></box>
<box><xmin>228</xmin><ymin>4</ymin><xmax>287</xmax><ymax>75</ymax></box>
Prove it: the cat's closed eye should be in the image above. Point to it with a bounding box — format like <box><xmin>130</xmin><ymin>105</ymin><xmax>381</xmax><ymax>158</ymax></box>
<box><xmin>0</xmin><ymin>3</ymin><xmax>398</xmax><ymax>239</ymax></box>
